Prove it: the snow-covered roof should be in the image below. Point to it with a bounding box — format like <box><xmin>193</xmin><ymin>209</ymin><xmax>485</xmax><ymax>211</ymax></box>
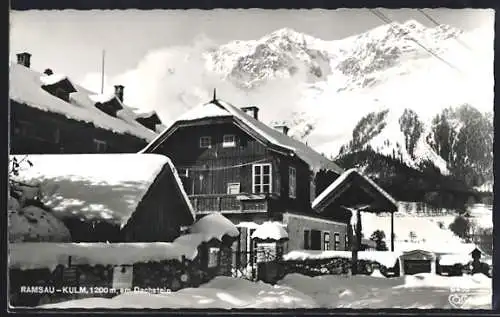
<box><xmin>39</xmin><ymin>73</ymin><xmax>69</xmax><ymax>86</ymax></box>
<box><xmin>190</xmin><ymin>213</ymin><xmax>240</xmax><ymax>241</ymax></box>
<box><xmin>9</xmin><ymin>239</ymin><xmax>202</xmax><ymax>271</ymax></box>
<box><xmin>393</xmin><ymin>241</ymin><xmax>483</xmax><ymax>255</ymax></box>
<box><xmin>236</xmin><ymin>221</ymin><xmax>261</xmax><ymax>229</ymax></box>
<box><xmin>176</xmin><ymin>102</ymin><xmax>233</xmax><ymax>121</ymax></box>
<box><xmin>283</xmin><ymin>250</ymin><xmax>400</xmax><ymax>269</ymax></box>
<box><xmin>89</xmin><ymin>92</ymin><xmax>117</xmax><ymax>104</ymax></box>
<box><xmin>10</xmin><ymin>63</ymin><xmax>157</xmax><ymax>142</ymax></box>
<box><xmin>141</xmin><ymin>99</ymin><xmax>343</xmax><ymax>174</ymax></box>
<box><xmin>10</xmin><ymin>154</ymin><xmax>195</xmax><ymax>228</ymax></box>
<box><xmin>312</xmin><ymin>168</ymin><xmax>398</xmax><ymax>213</ymax></box>
<box><xmin>251</xmin><ymin>221</ymin><xmax>289</xmax><ymax>241</ymax></box>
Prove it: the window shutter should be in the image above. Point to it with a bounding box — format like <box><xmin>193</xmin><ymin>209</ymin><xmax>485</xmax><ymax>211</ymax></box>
<box><xmin>311</xmin><ymin>230</ymin><xmax>321</xmax><ymax>250</ymax></box>
<box><xmin>303</xmin><ymin>230</ymin><xmax>310</xmax><ymax>250</ymax></box>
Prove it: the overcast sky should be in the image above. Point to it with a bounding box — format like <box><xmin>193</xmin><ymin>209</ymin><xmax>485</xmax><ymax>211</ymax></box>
<box><xmin>10</xmin><ymin>9</ymin><xmax>493</xmax><ymax>84</ymax></box>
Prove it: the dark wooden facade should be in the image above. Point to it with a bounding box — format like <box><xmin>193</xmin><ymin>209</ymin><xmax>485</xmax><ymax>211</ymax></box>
<box><xmin>10</xmin><ymin>101</ymin><xmax>148</xmax><ymax>154</ymax></box>
<box><xmin>146</xmin><ymin>108</ymin><xmax>351</xmax><ymax>252</ymax></box>
<box><xmin>151</xmin><ymin>120</ymin><xmax>313</xmax><ymax>216</ymax></box>
<box><xmin>58</xmin><ymin>164</ymin><xmax>194</xmax><ymax>243</ymax></box>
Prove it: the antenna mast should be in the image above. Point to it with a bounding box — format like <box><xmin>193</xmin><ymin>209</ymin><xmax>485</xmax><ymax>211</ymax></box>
<box><xmin>100</xmin><ymin>50</ymin><xmax>105</xmax><ymax>94</ymax></box>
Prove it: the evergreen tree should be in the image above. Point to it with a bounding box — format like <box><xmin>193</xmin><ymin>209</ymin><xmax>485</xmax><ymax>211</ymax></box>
<box><xmin>399</xmin><ymin>108</ymin><xmax>423</xmax><ymax>158</ymax></box>
<box><xmin>369</xmin><ymin>230</ymin><xmax>388</xmax><ymax>251</ymax></box>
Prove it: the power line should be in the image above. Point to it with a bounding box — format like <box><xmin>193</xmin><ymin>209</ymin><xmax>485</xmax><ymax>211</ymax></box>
<box><xmin>176</xmin><ymin>158</ymin><xmax>268</xmax><ymax>172</ymax></box>
<box><xmin>369</xmin><ymin>8</ymin><xmax>464</xmax><ymax>75</ymax></box>
<box><xmin>416</xmin><ymin>9</ymin><xmax>474</xmax><ymax>52</ymax></box>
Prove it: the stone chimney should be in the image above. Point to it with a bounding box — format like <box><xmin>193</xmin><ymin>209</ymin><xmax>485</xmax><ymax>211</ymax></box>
<box><xmin>16</xmin><ymin>52</ymin><xmax>31</xmax><ymax>68</ymax></box>
<box><xmin>114</xmin><ymin>85</ymin><xmax>124</xmax><ymax>102</ymax></box>
<box><xmin>274</xmin><ymin>125</ymin><xmax>289</xmax><ymax>135</ymax></box>
<box><xmin>241</xmin><ymin>106</ymin><xmax>259</xmax><ymax>120</ymax></box>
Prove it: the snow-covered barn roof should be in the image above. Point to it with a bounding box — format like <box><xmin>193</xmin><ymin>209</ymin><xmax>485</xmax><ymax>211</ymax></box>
<box><xmin>312</xmin><ymin>168</ymin><xmax>398</xmax><ymax>213</ymax></box>
<box><xmin>10</xmin><ymin>154</ymin><xmax>195</xmax><ymax>228</ymax></box>
<box><xmin>141</xmin><ymin>99</ymin><xmax>343</xmax><ymax>174</ymax></box>
<box><xmin>9</xmin><ymin>63</ymin><xmax>157</xmax><ymax>142</ymax></box>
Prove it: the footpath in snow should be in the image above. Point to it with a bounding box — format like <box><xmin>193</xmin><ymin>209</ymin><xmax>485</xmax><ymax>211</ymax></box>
<box><xmin>39</xmin><ymin>271</ymin><xmax>491</xmax><ymax>309</ymax></box>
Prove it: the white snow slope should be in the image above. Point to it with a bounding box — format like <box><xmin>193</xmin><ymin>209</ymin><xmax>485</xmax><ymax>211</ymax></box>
<box><xmin>39</xmin><ymin>273</ymin><xmax>491</xmax><ymax>309</ymax></box>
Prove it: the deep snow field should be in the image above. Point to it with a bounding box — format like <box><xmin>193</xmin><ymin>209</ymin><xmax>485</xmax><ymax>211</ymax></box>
<box><xmin>39</xmin><ymin>271</ymin><xmax>491</xmax><ymax>310</ymax></box>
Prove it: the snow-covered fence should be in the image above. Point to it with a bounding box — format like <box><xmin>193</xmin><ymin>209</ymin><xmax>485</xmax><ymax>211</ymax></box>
<box><xmin>9</xmin><ymin>214</ymin><xmax>241</xmax><ymax>307</ymax></box>
<box><xmin>281</xmin><ymin>250</ymin><xmax>401</xmax><ymax>277</ymax></box>
<box><xmin>9</xmin><ymin>238</ymin><xmax>236</xmax><ymax>307</ymax></box>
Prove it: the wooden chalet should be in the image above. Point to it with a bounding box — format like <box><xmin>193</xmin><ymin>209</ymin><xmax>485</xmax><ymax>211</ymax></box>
<box><xmin>141</xmin><ymin>92</ymin><xmax>396</xmax><ymax>256</ymax></box>
<box><xmin>10</xmin><ymin>154</ymin><xmax>195</xmax><ymax>242</ymax></box>
<box><xmin>9</xmin><ymin>52</ymin><xmax>158</xmax><ymax>154</ymax></box>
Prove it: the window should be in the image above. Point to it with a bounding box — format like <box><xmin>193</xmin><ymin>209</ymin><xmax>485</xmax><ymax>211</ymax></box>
<box><xmin>323</xmin><ymin>232</ymin><xmax>330</xmax><ymax>251</ymax></box>
<box><xmin>93</xmin><ymin>138</ymin><xmax>107</xmax><ymax>152</ymax></box>
<box><xmin>310</xmin><ymin>230</ymin><xmax>322</xmax><ymax>250</ymax></box>
<box><xmin>345</xmin><ymin>235</ymin><xmax>349</xmax><ymax>249</ymax></box>
<box><xmin>199</xmin><ymin>136</ymin><xmax>211</xmax><ymax>148</ymax></box>
<box><xmin>223</xmin><ymin>134</ymin><xmax>236</xmax><ymax>148</ymax></box>
<box><xmin>227</xmin><ymin>183</ymin><xmax>241</xmax><ymax>195</ymax></box>
<box><xmin>252</xmin><ymin>163</ymin><xmax>272</xmax><ymax>193</ymax></box>
<box><xmin>334</xmin><ymin>233</ymin><xmax>340</xmax><ymax>250</ymax></box>
<box><xmin>303</xmin><ymin>230</ymin><xmax>310</xmax><ymax>250</ymax></box>
<box><xmin>289</xmin><ymin>166</ymin><xmax>297</xmax><ymax>198</ymax></box>
<box><xmin>208</xmin><ymin>247</ymin><xmax>220</xmax><ymax>268</ymax></box>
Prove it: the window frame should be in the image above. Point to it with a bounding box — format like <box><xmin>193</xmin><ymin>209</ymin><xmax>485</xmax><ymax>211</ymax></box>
<box><xmin>199</xmin><ymin>136</ymin><xmax>212</xmax><ymax>149</ymax></box>
<box><xmin>333</xmin><ymin>232</ymin><xmax>341</xmax><ymax>250</ymax></box>
<box><xmin>252</xmin><ymin>163</ymin><xmax>272</xmax><ymax>194</ymax></box>
<box><xmin>288</xmin><ymin>166</ymin><xmax>297</xmax><ymax>198</ymax></box>
<box><xmin>323</xmin><ymin>231</ymin><xmax>331</xmax><ymax>251</ymax></box>
<box><xmin>207</xmin><ymin>247</ymin><xmax>220</xmax><ymax>268</ymax></box>
<box><xmin>222</xmin><ymin>134</ymin><xmax>236</xmax><ymax>148</ymax></box>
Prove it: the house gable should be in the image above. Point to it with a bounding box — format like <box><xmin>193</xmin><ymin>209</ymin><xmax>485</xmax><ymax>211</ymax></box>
<box><xmin>313</xmin><ymin>168</ymin><xmax>398</xmax><ymax>214</ymax></box>
<box><xmin>141</xmin><ymin>99</ymin><xmax>343</xmax><ymax>175</ymax></box>
<box><xmin>122</xmin><ymin>162</ymin><xmax>195</xmax><ymax>242</ymax></box>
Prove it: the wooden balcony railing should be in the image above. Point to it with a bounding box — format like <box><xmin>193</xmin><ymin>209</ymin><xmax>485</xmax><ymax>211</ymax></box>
<box><xmin>189</xmin><ymin>194</ymin><xmax>271</xmax><ymax>214</ymax></box>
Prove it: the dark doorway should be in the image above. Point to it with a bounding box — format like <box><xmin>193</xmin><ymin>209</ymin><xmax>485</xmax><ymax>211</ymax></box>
<box><xmin>404</xmin><ymin>260</ymin><xmax>431</xmax><ymax>275</ymax></box>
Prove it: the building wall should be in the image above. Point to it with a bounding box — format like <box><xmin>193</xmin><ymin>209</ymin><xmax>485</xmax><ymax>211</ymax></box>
<box><xmin>153</xmin><ymin>121</ymin><xmax>276</xmax><ymax>195</ymax></box>
<box><xmin>283</xmin><ymin>213</ymin><xmax>348</xmax><ymax>253</ymax></box>
<box><xmin>123</xmin><ymin>166</ymin><xmax>193</xmax><ymax>242</ymax></box>
<box><xmin>150</xmin><ymin>121</ymin><xmax>314</xmax><ymax>215</ymax></box>
<box><xmin>10</xmin><ymin>101</ymin><xmax>148</xmax><ymax>154</ymax></box>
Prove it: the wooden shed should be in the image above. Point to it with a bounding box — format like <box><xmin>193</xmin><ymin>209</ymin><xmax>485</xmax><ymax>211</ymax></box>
<box><xmin>10</xmin><ymin>154</ymin><xmax>195</xmax><ymax>243</ymax></box>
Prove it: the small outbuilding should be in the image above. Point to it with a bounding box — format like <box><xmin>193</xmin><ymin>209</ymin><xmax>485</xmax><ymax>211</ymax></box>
<box><xmin>400</xmin><ymin>249</ymin><xmax>436</xmax><ymax>275</ymax></box>
<box><xmin>10</xmin><ymin>154</ymin><xmax>195</xmax><ymax>243</ymax></box>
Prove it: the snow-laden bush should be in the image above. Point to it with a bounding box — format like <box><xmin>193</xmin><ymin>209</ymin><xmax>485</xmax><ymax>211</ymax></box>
<box><xmin>8</xmin><ymin>156</ymin><xmax>71</xmax><ymax>243</ymax></box>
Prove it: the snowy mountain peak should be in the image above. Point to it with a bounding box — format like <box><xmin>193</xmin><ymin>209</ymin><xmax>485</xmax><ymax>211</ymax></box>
<box><xmin>206</xmin><ymin>27</ymin><xmax>333</xmax><ymax>88</ymax></box>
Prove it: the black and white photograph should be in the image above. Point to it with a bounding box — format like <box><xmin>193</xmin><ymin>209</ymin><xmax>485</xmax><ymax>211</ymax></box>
<box><xmin>8</xmin><ymin>8</ymin><xmax>494</xmax><ymax>310</ymax></box>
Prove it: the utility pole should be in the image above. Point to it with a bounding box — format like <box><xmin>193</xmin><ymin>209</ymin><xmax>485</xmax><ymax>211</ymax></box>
<box><xmin>101</xmin><ymin>50</ymin><xmax>105</xmax><ymax>94</ymax></box>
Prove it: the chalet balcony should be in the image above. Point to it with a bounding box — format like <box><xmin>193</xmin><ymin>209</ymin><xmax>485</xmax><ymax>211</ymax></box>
<box><xmin>189</xmin><ymin>193</ymin><xmax>275</xmax><ymax>214</ymax></box>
